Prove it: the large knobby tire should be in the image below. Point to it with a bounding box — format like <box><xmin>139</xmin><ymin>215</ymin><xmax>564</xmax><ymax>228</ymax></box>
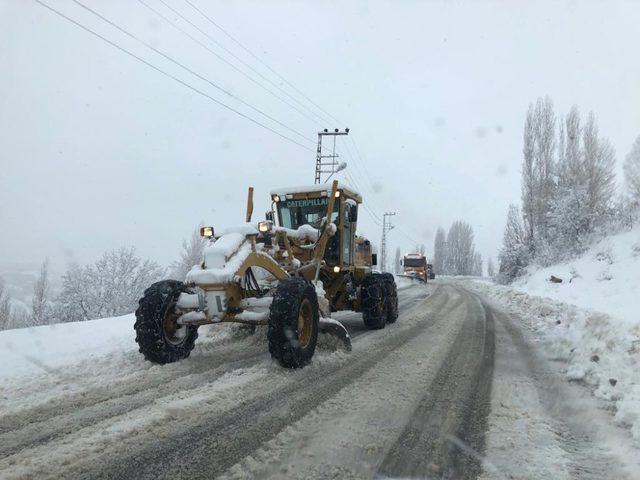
<box><xmin>380</xmin><ymin>273</ymin><xmax>399</xmax><ymax>323</ymax></box>
<box><xmin>134</xmin><ymin>280</ymin><xmax>199</xmax><ymax>364</ymax></box>
<box><xmin>268</xmin><ymin>277</ymin><xmax>319</xmax><ymax>368</ymax></box>
<box><xmin>361</xmin><ymin>273</ymin><xmax>387</xmax><ymax>330</ymax></box>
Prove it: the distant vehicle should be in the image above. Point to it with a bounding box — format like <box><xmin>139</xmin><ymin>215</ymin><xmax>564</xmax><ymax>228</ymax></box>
<box><xmin>401</xmin><ymin>253</ymin><xmax>428</xmax><ymax>282</ymax></box>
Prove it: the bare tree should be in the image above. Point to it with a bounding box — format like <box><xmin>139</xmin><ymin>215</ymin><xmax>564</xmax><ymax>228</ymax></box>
<box><xmin>532</xmin><ymin>96</ymin><xmax>556</xmax><ymax>244</ymax></box>
<box><xmin>521</xmin><ymin>103</ymin><xmax>536</xmax><ymax>247</ymax></box>
<box><xmin>623</xmin><ymin>135</ymin><xmax>640</xmax><ymax>205</ymax></box>
<box><xmin>0</xmin><ymin>277</ymin><xmax>12</xmax><ymax>330</ymax></box>
<box><xmin>446</xmin><ymin>221</ymin><xmax>476</xmax><ymax>276</ymax></box>
<box><xmin>433</xmin><ymin>227</ymin><xmax>446</xmax><ymax>275</ymax></box>
<box><xmin>56</xmin><ymin>247</ymin><xmax>165</xmax><ymax>323</ymax></box>
<box><xmin>31</xmin><ymin>259</ymin><xmax>51</xmax><ymax>326</ymax></box>
<box><xmin>582</xmin><ymin>112</ymin><xmax>616</xmax><ymax>230</ymax></box>
<box><xmin>557</xmin><ymin>105</ymin><xmax>582</xmax><ymax>189</ymax></box>
<box><xmin>170</xmin><ymin>223</ymin><xmax>206</xmax><ymax>280</ymax></box>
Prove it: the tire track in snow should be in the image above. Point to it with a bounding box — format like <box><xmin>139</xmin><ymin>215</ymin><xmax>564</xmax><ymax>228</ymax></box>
<box><xmin>377</xmin><ymin>286</ymin><xmax>495</xmax><ymax>479</ymax></box>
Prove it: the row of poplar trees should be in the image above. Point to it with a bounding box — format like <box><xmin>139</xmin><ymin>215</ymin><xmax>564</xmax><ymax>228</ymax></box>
<box><xmin>498</xmin><ymin>96</ymin><xmax>640</xmax><ymax>283</ymax></box>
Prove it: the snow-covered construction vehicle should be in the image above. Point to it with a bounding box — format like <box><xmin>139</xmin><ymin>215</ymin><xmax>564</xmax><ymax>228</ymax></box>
<box><xmin>401</xmin><ymin>253</ymin><xmax>428</xmax><ymax>282</ymax></box>
<box><xmin>134</xmin><ymin>180</ymin><xmax>398</xmax><ymax>369</ymax></box>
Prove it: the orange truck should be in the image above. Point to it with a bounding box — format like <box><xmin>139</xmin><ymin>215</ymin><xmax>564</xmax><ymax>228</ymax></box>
<box><xmin>401</xmin><ymin>253</ymin><xmax>428</xmax><ymax>282</ymax></box>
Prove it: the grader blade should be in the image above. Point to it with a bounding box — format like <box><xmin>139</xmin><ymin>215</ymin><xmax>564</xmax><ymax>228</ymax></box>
<box><xmin>319</xmin><ymin>318</ymin><xmax>352</xmax><ymax>351</ymax></box>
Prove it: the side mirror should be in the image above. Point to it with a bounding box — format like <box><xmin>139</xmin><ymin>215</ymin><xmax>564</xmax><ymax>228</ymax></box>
<box><xmin>348</xmin><ymin>204</ymin><xmax>358</xmax><ymax>222</ymax></box>
<box><xmin>400</xmin><ymin>259</ymin><xmax>403</xmax><ymax>266</ymax></box>
<box><xmin>371</xmin><ymin>253</ymin><xmax>377</xmax><ymax>266</ymax></box>
<box><xmin>265</xmin><ymin>211</ymin><xmax>274</xmax><ymax>222</ymax></box>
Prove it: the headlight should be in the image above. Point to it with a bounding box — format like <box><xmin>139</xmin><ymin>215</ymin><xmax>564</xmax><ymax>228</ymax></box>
<box><xmin>200</xmin><ymin>226</ymin><xmax>214</xmax><ymax>238</ymax></box>
<box><xmin>333</xmin><ymin>266</ymin><xmax>340</xmax><ymax>273</ymax></box>
<box><xmin>258</xmin><ymin>221</ymin><xmax>273</xmax><ymax>233</ymax></box>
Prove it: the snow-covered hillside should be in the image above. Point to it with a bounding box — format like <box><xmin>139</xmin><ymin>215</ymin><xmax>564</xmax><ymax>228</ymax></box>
<box><xmin>466</xmin><ymin>227</ymin><xmax>640</xmax><ymax>446</ymax></box>
<box><xmin>513</xmin><ymin>226</ymin><xmax>640</xmax><ymax>325</ymax></box>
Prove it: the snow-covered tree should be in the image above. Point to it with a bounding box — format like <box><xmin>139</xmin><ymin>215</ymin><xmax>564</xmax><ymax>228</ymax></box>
<box><xmin>446</xmin><ymin>221</ymin><xmax>476</xmax><ymax>276</ymax></box>
<box><xmin>0</xmin><ymin>278</ymin><xmax>11</xmax><ymax>330</ymax></box>
<box><xmin>547</xmin><ymin>185</ymin><xmax>592</xmax><ymax>262</ymax></box>
<box><xmin>582</xmin><ymin>112</ymin><xmax>616</xmax><ymax>231</ymax></box>
<box><xmin>394</xmin><ymin>247</ymin><xmax>402</xmax><ymax>274</ymax></box>
<box><xmin>487</xmin><ymin>257</ymin><xmax>495</xmax><ymax>278</ymax></box>
<box><xmin>623</xmin><ymin>135</ymin><xmax>640</xmax><ymax>205</ymax></box>
<box><xmin>31</xmin><ymin>259</ymin><xmax>52</xmax><ymax>326</ymax></box>
<box><xmin>170</xmin><ymin>223</ymin><xmax>206</xmax><ymax>280</ymax></box>
<box><xmin>521</xmin><ymin>104</ymin><xmax>536</xmax><ymax>248</ymax></box>
<box><xmin>521</xmin><ymin>97</ymin><xmax>557</xmax><ymax>253</ymax></box>
<box><xmin>472</xmin><ymin>252</ymin><xmax>483</xmax><ymax>277</ymax></box>
<box><xmin>498</xmin><ymin>205</ymin><xmax>529</xmax><ymax>284</ymax></box>
<box><xmin>433</xmin><ymin>227</ymin><xmax>446</xmax><ymax>275</ymax></box>
<box><xmin>557</xmin><ymin>106</ymin><xmax>582</xmax><ymax>189</ymax></box>
<box><xmin>56</xmin><ymin>247</ymin><xmax>165</xmax><ymax>323</ymax></box>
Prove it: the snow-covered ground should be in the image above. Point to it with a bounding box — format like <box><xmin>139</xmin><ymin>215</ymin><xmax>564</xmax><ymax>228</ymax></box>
<box><xmin>513</xmin><ymin>226</ymin><xmax>640</xmax><ymax>325</ymax></box>
<box><xmin>463</xmin><ymin>227</ymin><xmax>640</xmax><ymax>448</ymax></box>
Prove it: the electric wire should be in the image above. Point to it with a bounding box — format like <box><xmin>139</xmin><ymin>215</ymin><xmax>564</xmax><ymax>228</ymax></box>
<box><xmin>153</xmin><ymin>0</ymin><xmax>329</xmax><ymax>126</ymax></box>
<box><xmin>135</xmin><ymin>0</ymin><xmax>323</xmax><ymax>128</ymax></box>
<box><xmin>183</xmin><ymin>0</ymin><xmax>343</xmax><ymax>126</ymax></box>
<box><xmin>71</xmin><ymin>0</ymin><xmax>314</xmax><ymax>145</ymax></box>
<box><xmin>33</xmin><ymin>0</ymin><xmax>314</xmax><ymax>152</ymax></box>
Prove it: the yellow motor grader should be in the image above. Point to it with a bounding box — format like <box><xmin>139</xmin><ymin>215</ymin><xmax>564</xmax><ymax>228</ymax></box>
<box><xmin>134</xmin><ymin>180</ymin><xmax>398</xmax><ymax>368</ymax></box>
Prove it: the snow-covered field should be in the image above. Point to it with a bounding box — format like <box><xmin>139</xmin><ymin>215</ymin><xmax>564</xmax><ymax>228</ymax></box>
<box><xmin>463</xmin><ymin>227</ymin><xmax>640</xmax><ymax>447</ymax></box>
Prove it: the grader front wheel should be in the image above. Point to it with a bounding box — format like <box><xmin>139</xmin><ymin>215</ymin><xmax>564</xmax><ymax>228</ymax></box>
<box><xmin>134</xmin><ymin>280</ymin><xmax>199</xmax><ymax>364</ymax></box>
<box><xmin>268</xmin><ymin>278</ymin><xmax>319</xmax><ymax>368</ymax></box>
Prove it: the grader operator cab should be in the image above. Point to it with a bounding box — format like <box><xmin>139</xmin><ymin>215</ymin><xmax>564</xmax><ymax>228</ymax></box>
<box><xmin>134</xmin><ymin>180</ymin><xmax>398</xmax><ymax>369</ymax></box>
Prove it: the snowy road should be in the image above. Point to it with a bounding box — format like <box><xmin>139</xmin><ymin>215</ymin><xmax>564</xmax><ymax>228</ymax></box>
<box><xmin>1</xmin><ymin>282</ymin><xmax>637</xmax><ymax>479</ymax></box>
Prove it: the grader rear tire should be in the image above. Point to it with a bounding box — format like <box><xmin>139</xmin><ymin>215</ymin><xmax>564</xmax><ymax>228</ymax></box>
<box><xmin>268</xmin><ymin>277</ymin><xmax>319</xmax><ymax>368</ymax></box>
<box><xmin>134</xmin><ymin>280</ymin><xmax>199</xmax><ymax>364</ymax></box>
<box><xmin>361</xmin><ymin>274</ymin><xmax>387</xmax><ymax>330</ymax></box>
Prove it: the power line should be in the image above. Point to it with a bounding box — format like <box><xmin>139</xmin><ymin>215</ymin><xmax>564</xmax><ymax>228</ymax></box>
<box><xmin>154</xmin><ymin>0</ymin><xmax>329</xmax><ymax>126</ymax></box>
<box><xmin>183</xmin><ymin>0</ymin><xmax>343</xmax><ymax>126</ymax></box>
<box><xmin>71</xmin><ymin>0</ymin><xmax>314</xmax><ymax>145</ymax></box>
<box><xmin>349</xmin><ymin>134</ymin><xmax>379</xmax><ymax>194</ymax></box>
<box><xmin>33</xmin><ymin>0</ymin><xmax>314</xmax><ymax>152</ymax></box>
<box><xmin>135</xmin><ymin>0</ymin><xmax>323</xmax><ymax>127</ymax></box>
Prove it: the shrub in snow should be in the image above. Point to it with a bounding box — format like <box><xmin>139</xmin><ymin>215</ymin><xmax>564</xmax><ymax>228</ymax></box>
<box><xmin>55</xmin><ymin>247</ymin><xmax>165</xmax><ymax>323</ymax></box>
<box><xmin>594</xmin><ymin>246</ymin><xmax>614</xmax><ymax>265</ymax></box>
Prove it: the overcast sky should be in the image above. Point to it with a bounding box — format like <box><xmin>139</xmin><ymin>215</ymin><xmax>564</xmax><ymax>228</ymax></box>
<box><xmin>1</xmin><ymin>0</ymin><xmax>639</xmax><ymax>275</ymax></box>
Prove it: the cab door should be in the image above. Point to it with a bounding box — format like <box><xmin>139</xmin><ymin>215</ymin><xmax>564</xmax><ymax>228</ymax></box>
<box><xmin>341</xmin><ymin>201</ymin><xmax>357</xmax><ymax>265</ymax></box>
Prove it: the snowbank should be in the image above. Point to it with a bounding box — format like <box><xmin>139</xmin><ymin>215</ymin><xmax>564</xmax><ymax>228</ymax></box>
<box><xmin>0</xmin><ymin>314</ymin><xmax>137</xmax><ymax>380</ymax></box>
<box><xmin>466</xmin><ymin>276</ymin><xmax>640</xmax><ymax>446</ymax></box>
<box><xmin>514</xmin><ymin>226</ymin><xmax>640</xmax><ymax>326</ymax></box>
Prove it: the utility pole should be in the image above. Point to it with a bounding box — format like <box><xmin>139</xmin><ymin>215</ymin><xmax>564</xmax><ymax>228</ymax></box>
<box><xmin>315</xmin><ymin>128</ymin><xmax>349</xmax><ymax>184</ymax></box>
<box><xmin>380</xmin><ymin>212</ymin><xmax>396</xmax><ymax>272</ymax></box>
